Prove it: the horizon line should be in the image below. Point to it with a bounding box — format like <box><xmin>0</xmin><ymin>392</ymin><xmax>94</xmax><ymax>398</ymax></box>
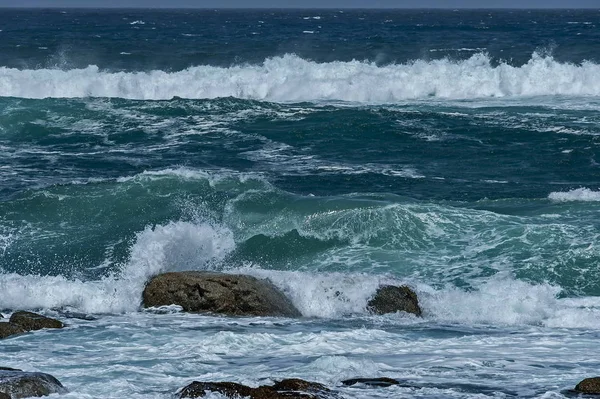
<box><xmin>0</xmin><ymin>6</ymin><xmax>599</xmax><ymax>10</ymax></box>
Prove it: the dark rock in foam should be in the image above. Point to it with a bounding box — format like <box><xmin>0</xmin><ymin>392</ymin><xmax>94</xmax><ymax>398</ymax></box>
<box><xmin>367</xmin><ymin>285</ymin><xmax>422</xmax><ymax>316</ymax></box>
<box><xmin>143</xmin><ymin>271</ymin><xmax>301</xmax><ymax>317</ymax></box>
<box><xmin>9</xmin><ymin>312</ymin><xmax>64</xmax><ymax>331</ymax></box>
<box><xmin>178</xmin><ymin>378</ymin><xmax>330</xmax><ymax>398</ymax></box>
<box><xmin>0</xmin><ymin>312</ymin><xmax>63</xmax><ymax>340</ymax></box>
<box><xmin>0</xmin><ymin>323</ymin><xmax>25</xmax><ymax>340</ymax></box>
<box><xmin>575</xmin><ymin>377</ymin><xmax>600</xmax><ymax>394</ymax></box>
<box><xmin>0</xmin><ymin>369</ymin><xmax>67</xmax><ymax>398</ymax></box>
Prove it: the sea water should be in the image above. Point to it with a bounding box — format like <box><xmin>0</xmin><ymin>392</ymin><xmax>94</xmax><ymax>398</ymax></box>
<box><xmin>1</xmin><ymin>8</ymin><xmax>600</xmax><ymax>398</ymax></box>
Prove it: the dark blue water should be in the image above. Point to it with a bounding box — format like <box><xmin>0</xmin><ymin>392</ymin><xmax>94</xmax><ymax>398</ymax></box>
<box><xmin>1</xmin><ymin>9</ymin><xmax>600</xmax><ymax>399</ymax></box>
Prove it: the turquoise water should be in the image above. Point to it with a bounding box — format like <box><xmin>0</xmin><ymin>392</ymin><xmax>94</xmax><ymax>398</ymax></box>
<box><xmin>1</xmin><ymin>9</ymin><xmax>600</xmax><ymax>398</ymax></box>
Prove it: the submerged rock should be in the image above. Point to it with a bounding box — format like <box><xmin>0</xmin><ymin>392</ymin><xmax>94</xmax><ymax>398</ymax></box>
<box><xmin>367</xmin><ymin>285</ymin><xmax>422</xmax><ymax>316</ymax></box>
<box><xmin>178</xmin><ymin>378</ymin><xmax>330</xmax><ymax>398</ymax></box>
<box><xmin>9</xmin><ymin>312</ymin><xmax>63</xmax><ymax>331</ymax></box>
<box><xmin>0</xmin><ymin>369</ymin><xmax>67</xmax><ymax>398</ymax></box>
<box><xmin>575</xmin><ymin>377</ymin><xmax>600</xmax><ymax>394</ymax></box>
<box><xmin>143</xmin><ymin>272</ymin><xmax>301</xmax><ymax>317</ymax></box>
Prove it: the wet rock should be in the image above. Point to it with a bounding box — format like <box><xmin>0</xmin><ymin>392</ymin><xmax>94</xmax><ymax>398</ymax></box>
<box><xmin>178</xmin><ymin>378</ymin><xmax>330</xmax><ymax>398</ymax></box>
<box><xmin>341</xmin><ymin>377</ymin><xmax>403</xmax><ymax>387</ymax></box>
<box><xmin>0</xmin><ymin>323</ymin><xmax>25</xmax><ymax>340</ymax></box>
<box><xmin>0</xmin><ymin>369</ymin><xmax>67</xmax><ymax>398</ymax></box>
<box><xmin>367</xmin><ymin>285</ymin><xmax>422</xmax><ymax>316</ymax></box>
<box><xmin>143</xmin><ymin>272</ymin><xmax>301</xmax><ymax>317</ymax></box>
<box><xmin>9</xmin><ymin>312</ymin><xmax>64</xmax><ymax>331</ymax></box>
<box><xmin>178</xmin><ymin>382</ymin><xmax>253</xmax><ymax>398</ymax></box>
<box><xmin>575</xmin><ymin>377</ymin><xmax>600</xmax><ymax>394</ymax></box>
<box><xmin>0</xmin><ymin>312</ymin><xmax>64</xmax><ymax>340</ymax></box>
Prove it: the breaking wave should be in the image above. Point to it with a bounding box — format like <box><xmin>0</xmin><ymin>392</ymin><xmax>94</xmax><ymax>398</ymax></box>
<box><xmin>2</xmin><ymin>53</ymin><xmax>600</xmax><ymax>102</ymax></box>
<box><xmin>549</xmin><ymin>188</ymin><xmax>600</xmax><ymax>202</ymax></box>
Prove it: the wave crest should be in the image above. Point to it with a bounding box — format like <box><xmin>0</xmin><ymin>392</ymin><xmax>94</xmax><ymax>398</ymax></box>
<box><xmin>548</xmin><ymin>188</ymin><xmax>600</xmax><ymax>202</ymax></box>
<box><xmin>2</xmin><ymin>53</ymin><xmax>600</xmax><ymax>101</ymax></box>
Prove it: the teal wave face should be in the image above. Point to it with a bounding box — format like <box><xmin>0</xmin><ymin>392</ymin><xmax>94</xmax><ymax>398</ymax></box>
<box><xmin>1</xmin><ymin>170</ymin><xmax>599</xmax><ymax>297</ymax></box>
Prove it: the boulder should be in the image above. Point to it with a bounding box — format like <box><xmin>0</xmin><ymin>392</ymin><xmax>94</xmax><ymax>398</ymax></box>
<box><xmin>367</xmin><ymin>285</ymin><xmax>422</xmax><ymax>316</ymax></box>
<box><xmin>0</xmin><ymin>369</ymin><xmax>67</xmax><ymax>398</ymax></box>
<box><xmin>178</xmin><ymin>379</ymin><xmax>330</xmax><ymax>398</ymax></box>
<box><xmin>0</xmin><ymin>324</ymin><xmax>25</xmax><ymax>340</ymax></box>
<box><xmin>0</xmin><ymin>312</ymin><xmax>63</xmax><ymax>340</ymax></box>
<box><xmin>143</xmin><ymin>272</ymin><xmax>301</xmax><ymax>317</ymax></box>
<box><xmin>575</xmin><ymin>377</ymin><xmax>600</xmax><ymax>394</ymax></box>
<box><xmin>9</xmin><ymin>312</ymin><xmax>63</xmax><ymax>331</ymax></box>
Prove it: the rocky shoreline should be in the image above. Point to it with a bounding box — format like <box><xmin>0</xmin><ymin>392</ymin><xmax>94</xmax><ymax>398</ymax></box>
<box><xmin>1</xmin><ymin>271</ymin><xmax>598</xmax><ymax>398</ymax></box>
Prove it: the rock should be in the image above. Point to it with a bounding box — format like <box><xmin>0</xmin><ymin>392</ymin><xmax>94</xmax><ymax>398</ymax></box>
<box><xmin>575</xmin><ymin>377</ymin><xmax>600</xmax><ymax>394</ymax></box>
<box><xmin>341</xmin><ymin>377</ymin><xmax>403</xmax><ymax>387</ymax></box>
<box><xmin>178</xmin><ymin>382</ymin><xmax>253</xmax><ymax>398</ymax></box>
<box><xmin>178</xmin><ymin>379</ymin><xmax>330</xmax><ymax>398</ymax></box>
<box><xmin>0</xmin><ymin>312</ymin><xmax>64</xmax><ymax>340</ymax></box>
<box><xmin>0</xmin><ymin>369</ymin><xmax>67</xmax><ymax>398</ymax></box>
<box><xmin>0</xmin><ymin>323</ymin><xmax>25</xmax><ymax>340</ymax></box>
<box><xmin>367</xmin><ymin>285</ymin><xmax>422</xmax><ymax>316</ymax></box>
<box><xmin>143</xmin><ymin>272</ymin><xmax>301</xmax><ymax>317</ymax></box>
<box><xmin>0</xmin><ymin>392</ymin><xmax>9</xmax><ymax>399</ymax></box>
<box><xmin>9</xmin><ymin>312</ymin><xmax>64</xmax><ymax>331</ymax></box>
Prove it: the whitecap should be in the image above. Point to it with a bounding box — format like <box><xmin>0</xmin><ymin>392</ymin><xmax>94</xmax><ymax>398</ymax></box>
<box><xmin>2</xmin><ymin>53</ymin><xmax>600</xmax><ymax>103</ymax></box>
<box><xmin>548</xmin><ymin>188</ymin><xmax>600</xmax><ymax>202</ymax></box>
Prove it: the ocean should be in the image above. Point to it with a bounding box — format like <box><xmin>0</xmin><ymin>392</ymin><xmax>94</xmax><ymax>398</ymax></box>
<box><xmin>1</xmin><ymin>7</ymin><xmax>600</xmax><ymax>398</ymax></box>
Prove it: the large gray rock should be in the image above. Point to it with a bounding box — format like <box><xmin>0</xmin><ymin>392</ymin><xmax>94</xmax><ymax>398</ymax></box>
<box><xmin>575</xmin><ymin>377</ymin><xmax>600</xmax><ymax>394</ymax></box>
<box><xmin>178</xmin><ymin>378</ymin><xmax>330</xmax><ymax>398</ymax></box>
<box><xmin>143</xmin><ymin>272</ymin><xmax>301</xmax><ymax>317</ymax></box>
<box><xmin>367</xmin><ymin>285</ymin><xmax>422</xmax><ymax>316</ymax></box>
<box><xmin>9</xmin><ymin>312</ymin><xmax>63</xmax><ymax>331</ymax></box>
<box><xmin>0</xmin><ymin>369</ymin><xmax>67</xmax><ymax>398</ymax></box>
<box><xmin>0</xmin><ymin>312</ymin><xmax>63</xmax><ymax>340</ymax></box>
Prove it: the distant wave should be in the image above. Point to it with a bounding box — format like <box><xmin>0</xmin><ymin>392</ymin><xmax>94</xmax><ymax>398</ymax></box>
<box><xmin>2</xmin><ymin>53</ymin><xmax>600</xmax><ymax>102</ymax></box>
<box><xmin>549</xmin><ymin>188</ymin><xmax>600</xmax><ymax>202</ymax></box>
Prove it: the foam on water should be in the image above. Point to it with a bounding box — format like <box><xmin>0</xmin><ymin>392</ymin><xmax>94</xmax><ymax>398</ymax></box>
<box><xmin>421</xmin><ymin>277</ymin><xmax>600</xmax><ymax>328</ymax></box>
<box><xmin>4</xmin><ymin>234</ymin><xmax>598</xmax><ymax>329</ymax></box>
<box><xmin>2</xmin><ymin>53</ymin><xmax>600</xmax><ymax>102</ymax></box>
<box><xmin>0</xmin><ymin>221</ymin><xmax>235</xmax><ymax>313</ymax></box>
<box><xmin>549</xmin><ymin>187</ymin><xmax>600</xmax><ymax>202</ymax></box>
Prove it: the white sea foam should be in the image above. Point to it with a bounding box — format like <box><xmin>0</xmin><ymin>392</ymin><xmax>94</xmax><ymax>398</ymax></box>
<box><xmin>2</xmin><ymin>53</ymin><xmax>600</xmax><ymax>102</ymax></box>
<box><xmin>0</xmin><ymin>221</ymin><xmax>235</xmax><ymax>313</ymax></box>
<box><xmin>548</xmin><ymin>188</ymin><xmax>600</xmax><ymax>202</ymax></box>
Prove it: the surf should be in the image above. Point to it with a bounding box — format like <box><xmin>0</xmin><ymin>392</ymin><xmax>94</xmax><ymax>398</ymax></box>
<box><xmin>2</xmin><ymin>53</ymin><xmax>600</xmax><ymax>102</ymax></box>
